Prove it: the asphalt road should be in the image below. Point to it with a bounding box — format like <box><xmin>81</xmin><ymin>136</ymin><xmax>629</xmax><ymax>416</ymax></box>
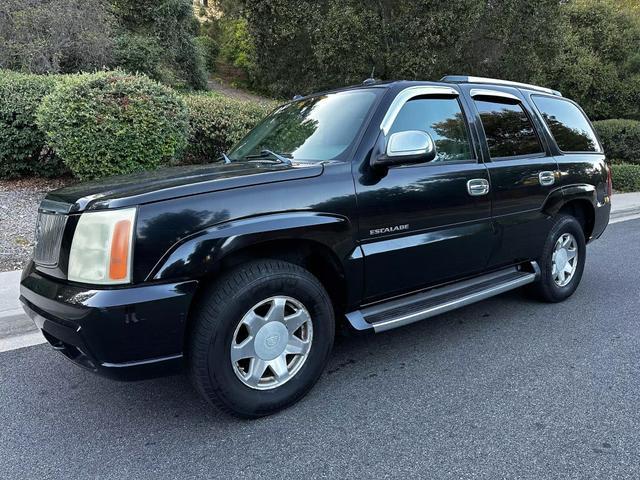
<box><xmin>1</xmin><ymin>219</ymin><xmax>639</xmax><ymax>479</ymax></box>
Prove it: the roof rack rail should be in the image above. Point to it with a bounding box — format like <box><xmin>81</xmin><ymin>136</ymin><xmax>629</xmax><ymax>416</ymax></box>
<box><xmin>440</xmin><ymin>75</ymin><xmax>562</xmax><ymax>97</ymax></box>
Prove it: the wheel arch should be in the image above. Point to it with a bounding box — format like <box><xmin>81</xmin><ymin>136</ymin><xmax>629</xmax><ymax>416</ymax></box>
<box><xmin>543</xmin><ymin>185</ymin><xmax>597</xmax><ymax>241</ymax></box>
<box><xmin>149</xmin><ymin>212</ymin><xmax>361</xmax><ymax>319</ymax></box>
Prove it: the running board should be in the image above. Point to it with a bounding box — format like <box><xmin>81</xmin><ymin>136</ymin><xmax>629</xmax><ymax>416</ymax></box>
<box><xmin>346</xmin><ymin>262</ymin><xmax>540</xmax><ymax>333</ymax></box>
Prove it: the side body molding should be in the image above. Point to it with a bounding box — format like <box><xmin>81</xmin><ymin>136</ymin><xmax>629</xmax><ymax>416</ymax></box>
<box><xmin>149</xmin><ymin>211</ymin><xmax>359</xmax><ymax>284</ymax></box>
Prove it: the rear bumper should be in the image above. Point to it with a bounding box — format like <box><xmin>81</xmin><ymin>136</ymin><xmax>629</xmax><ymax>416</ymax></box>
<box><xmin>20</xmin><ymin>263</ymin><xmax>198</xmax><ymax>380</ymax></box>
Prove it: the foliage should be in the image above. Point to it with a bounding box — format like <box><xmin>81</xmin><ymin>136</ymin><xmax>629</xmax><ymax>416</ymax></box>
<box><xmin>219</xmin><ymin>17</ymin><xmax>255</xmax><ymax>72</ymax></box>
<box><xmin>593</xmin><ymin>119</ymin><xmax>640</xmax><ymax>165</ymax></box>
<box><xmin>37</xmin><ymin>71</ymin><xmax>189</xmax><ymax>180</ymax></box>
<box><xmin>113</xmin><ymin>33</ymin><xmax>163</xmax><ymax>80</ymax></box>
<box><xmin>195</xmin><ymin>35</ymin><xmax>220</xmax><ymax>72</ymax></box>
<box><xmin>0</xmin><ymin>0</ymin><xmax>114</xmax><ymax>74</ymax></box>
<box><xmin>239</xmin><ymin>0</ymin><xmax>565</xmax><ymax>97</ymax></box>
<box><xmin>611</xmin><ymin>163</ymin><xmax>640</xmax><ymax>192</ymax></box>
<box><xmin>182</xmin><ymin>92</ymin><xmax>273</xmax><ymax>163</ymax></box>
<box><xmin>0</xmin><ymin>70</ymin><xmax>67</xmax><ymax>178</ymax></box>
<box><xmin>111</xmin><ymin>0</ymin><xmax>208</xmax><ymax>90</ymax></box>
<box><xmin>543</xmin><ymin>0</ymin><xmax>640</xmax><ymax>120</ymax></box>
<box><xmin>237</xmin><ymin>0</ymin><xmax>640</xmax><ymax>121</ymax></box>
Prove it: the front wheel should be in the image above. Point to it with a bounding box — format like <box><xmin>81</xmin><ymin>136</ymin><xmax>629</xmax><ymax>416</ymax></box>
<box><xmin>188</xmin><ymin>260</ymin><xmax>335</xmax><ymax>418</ymax></box>
<box><xmin>531</xmin><ymin>214</ymin><xmax>586</xmax><ymax>303</ymax></box>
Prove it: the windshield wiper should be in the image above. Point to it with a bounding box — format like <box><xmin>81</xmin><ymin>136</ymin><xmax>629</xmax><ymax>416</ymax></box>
<box><xmin>245</xmin><ymin>149</ymin><xmax>292</xmax><ymax>166</ymax></box>
<box><xmin>217</xmin><ymin>152</ymin><xmax>232</xmax><ymax>164</ymax></box>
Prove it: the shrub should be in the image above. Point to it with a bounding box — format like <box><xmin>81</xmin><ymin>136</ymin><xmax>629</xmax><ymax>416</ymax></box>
<box><xmin>611</xmin><ymin>163</ymin><xmax>640</xmax><ymax>192</ymax></box>
<box><xmin>594</xmin><ymin>119</ymin><xmax>640</xmax><ymax>165</ymax></box>
<box><xmin>0</xmin><ymin>70</ymin><xmax>67</xmax><ymax>178</ymax></box>
<box><xmin>113</xmin><ymin>33</ymin><xmax>163</xmax><ymax>80</ymax></box>
<box><xmin>37</xmin><ymin>71</ymin><xmax>189</xmax><ymax>180</ymax></box>
<box><xmin>195</xmin><ymin>35</ymin><xmax>220</xmax><ymax>73</ymax></box>
<box><xmin>182</xmin><ymin>93</ymin><xmax>273</xmax><ymax>163</ymax></box>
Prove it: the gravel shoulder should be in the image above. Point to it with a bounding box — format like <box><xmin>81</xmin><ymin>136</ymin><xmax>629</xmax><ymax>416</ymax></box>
<box><xmin>0</xmin><ymin>178</ymin><xmax>73</xmax><ymax>272</ymax></box>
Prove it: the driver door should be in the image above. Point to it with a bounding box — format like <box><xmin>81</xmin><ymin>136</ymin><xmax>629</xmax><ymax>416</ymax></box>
<box><xmin>355</xmin><ymin>88</ymin><xmax>494</xmax><ymax>302</ymax></box>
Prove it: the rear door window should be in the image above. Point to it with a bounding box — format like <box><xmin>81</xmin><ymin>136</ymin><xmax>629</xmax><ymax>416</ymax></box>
<box><xmin>474</xmin><ymin>99</ymin><xmax>543</xmax><ymax>159</ymax></box>
<box><xmin>532</xmin><ymin>95</ymin><xmax>601</xmax><ymax>152</ymax></box>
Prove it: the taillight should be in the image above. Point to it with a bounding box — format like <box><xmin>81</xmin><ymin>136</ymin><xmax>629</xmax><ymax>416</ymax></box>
<box><xmin>606</xmin><ymin>163</ymin><xmax>613</xmax><ymax>197</ymax></box>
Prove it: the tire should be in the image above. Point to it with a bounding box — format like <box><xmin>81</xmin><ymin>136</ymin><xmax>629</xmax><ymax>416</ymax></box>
<box><xmin>188</xmin><ymin>259</ymin><xmax>335</xmax><ymax>418</ymax></box>
<box><xmin>530</xmin><ymin>214</ymin><xmax>586</xmax><ymax>303</ymax></box>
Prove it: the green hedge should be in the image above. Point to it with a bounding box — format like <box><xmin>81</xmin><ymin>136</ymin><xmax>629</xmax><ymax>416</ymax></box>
<box><xmin>182</xmin><ymin>92</ymin><xmax>272</xmax><ymax>163</ymax></box>
<box><xmin>0</xmin><ymin>71</ymin><xmax>67</xmax><ymax>178</ymax></box>
<box><xmin>1</xmin><ymin>70</ymin><xmax>272</xmax><ymax>180</ymax></box>
<box><xmin>593</xmin><ymin>119</ymin><xmax>640</xmax><ymax>165</ymax></box>
<box><xmin>37</xmin><ymin>71</ymin><xmax>189</xmax><ymax>180</ymax></box>
<box><xmin>612</xmin><ymin>163</ymin><xmax>640</xmax><ymax>193</ymax></box>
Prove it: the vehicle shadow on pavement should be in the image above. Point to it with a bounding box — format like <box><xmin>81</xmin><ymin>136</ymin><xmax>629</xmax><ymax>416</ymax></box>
<box><xmin>3</xmin><ymin>288</ymin><xmax>537</xmax><ymax>426</ymax></box>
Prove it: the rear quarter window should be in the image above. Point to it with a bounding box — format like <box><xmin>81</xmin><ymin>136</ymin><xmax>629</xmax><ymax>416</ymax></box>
<box><xmin>532</xmin><ymin>95</ymin><xmax>601</xmax><ymax>153</ymax></box>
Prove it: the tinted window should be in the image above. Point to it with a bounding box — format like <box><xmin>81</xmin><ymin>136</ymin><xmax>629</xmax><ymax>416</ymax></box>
<box><xmin>229</xmin><ymin>89</ymin><xmax>380</xmax><ymax>162</ymax></box>
<box><xmin>532</xmin><ymin>96</ymin><xmax>600</xmax><ymax>152</ymax></box>
<box><xmin>389</xmin><ymin>97</ymin><xmax>472</xmax><ymax>162</ymax></box>
<box><xmin>475</xmin><ymin>99</ymin><xmax>543</xmax><ymax>158</ymax></box>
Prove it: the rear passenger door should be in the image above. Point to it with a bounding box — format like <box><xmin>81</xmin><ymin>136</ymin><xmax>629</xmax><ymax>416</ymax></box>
<box><xmin>463</xmin><ymin>87</ymin><xmax>559</xmax><ymax>267</ymax></box>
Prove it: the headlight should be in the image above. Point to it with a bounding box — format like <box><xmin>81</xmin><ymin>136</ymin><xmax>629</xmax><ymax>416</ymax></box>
<box><xmin>68</xmin><ymin>208</ymin><xmax>136</xmax><ymax>285</ymax></box>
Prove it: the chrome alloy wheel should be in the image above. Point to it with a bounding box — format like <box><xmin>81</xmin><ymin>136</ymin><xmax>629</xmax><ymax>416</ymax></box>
<box><xmin>230</xmin><ymin>296</ymin><xmax>313</xmax><ymax>390</ymax></box>
<box><xmin>552</xmin><ymin>233</ymin><xmax>578</xmax><ymax>287</ymax></box>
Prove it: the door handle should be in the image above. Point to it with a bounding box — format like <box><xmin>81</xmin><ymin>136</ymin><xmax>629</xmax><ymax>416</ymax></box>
<box><xmin>539</xmin><ymin>171</ymin><xmax>556</xmax><ymax>186</ymax></box>
<box><xmin>467</xmin><ymin>178</ymin><xmax>490</xmax><ymax>196</ymax></box>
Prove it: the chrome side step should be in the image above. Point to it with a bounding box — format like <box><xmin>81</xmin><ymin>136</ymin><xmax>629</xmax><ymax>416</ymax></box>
<box><xmin>346</xmin><ymin>262</ymin><xmax>540</xmax><ymax>333</ymax></box>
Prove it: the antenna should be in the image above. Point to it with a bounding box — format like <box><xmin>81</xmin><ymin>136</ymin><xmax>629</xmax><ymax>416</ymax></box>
<box><xmin>363</xmin><ymin>65</ymin><xmax>377</xmax><ymax>86</ymax></box>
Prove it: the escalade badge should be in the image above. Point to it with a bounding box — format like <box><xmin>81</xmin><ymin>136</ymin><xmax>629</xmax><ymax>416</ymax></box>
<box><xmin>370</xmin><ymin>224</ymin><xmax>409</xmax><ymax>236</ymax></box>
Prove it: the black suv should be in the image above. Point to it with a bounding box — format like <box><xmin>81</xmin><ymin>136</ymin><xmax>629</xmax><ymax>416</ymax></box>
<box><xmin>20</xmin><ymin>76</ymin><xmax>611</xmax><ymax>417</ymax></box>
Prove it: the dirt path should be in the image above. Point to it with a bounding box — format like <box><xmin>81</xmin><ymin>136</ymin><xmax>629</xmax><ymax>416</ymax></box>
<box><xmin>207</xmin><ymin>77</ymin><xmax>273</xmax><ymax>103</ymax></box>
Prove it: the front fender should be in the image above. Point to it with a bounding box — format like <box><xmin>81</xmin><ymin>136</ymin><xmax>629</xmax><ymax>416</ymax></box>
<box><xmin>149</xmin><ymin>212</ymin><xmax>354</xmax><ymax>281</ymax></box>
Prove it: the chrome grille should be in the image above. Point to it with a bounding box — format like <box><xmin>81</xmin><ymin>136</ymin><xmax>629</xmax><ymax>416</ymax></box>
<box><xmin>34</xmin><ymin>212</ymin><xmax>67</xmax><ymax>266</ymax></box>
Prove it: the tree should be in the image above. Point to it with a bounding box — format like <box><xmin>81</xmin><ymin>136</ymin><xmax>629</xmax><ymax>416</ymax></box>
<box><xmin>544</xmin><ymin>0</ymin><xmax>640</xmax><ymax>119</ymax></box>
<box><xmin>238</xmin><ymin>0</ymin><xmax>566</xmax><ymax>97</ymax></box>
<box><xmin>111</xmin><ymin>0</ymin><xmax>208</xmax><ymax>89</ymax></box>
<box><xmin>0</xmin><ymin>0</ymin><xmax>114</xmax><ymax>74</ymax></box>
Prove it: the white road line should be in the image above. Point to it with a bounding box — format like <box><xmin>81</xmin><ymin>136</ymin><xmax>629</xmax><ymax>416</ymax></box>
<box><xmin>610</xmin><ymin>212</ymin><xmax>640</xmax><ymax>224</ymax></box>
<box><xmin>0</xmin><ymin>330</ymin><xmax>46</xmax><ymax>353</ymax></box>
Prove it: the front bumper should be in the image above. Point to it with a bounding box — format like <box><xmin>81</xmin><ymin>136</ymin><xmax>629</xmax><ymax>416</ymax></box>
<box><xmin>20</xmin><ymin>263</ymin><xmax>198</xmax><ymax>380</ymax></box>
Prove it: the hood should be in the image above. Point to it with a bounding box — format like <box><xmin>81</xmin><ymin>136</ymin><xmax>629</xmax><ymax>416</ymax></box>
<box><xmin>43</xmin><ymin>162</ymin><xmax>324</xmax><ymax>213</ymax></box>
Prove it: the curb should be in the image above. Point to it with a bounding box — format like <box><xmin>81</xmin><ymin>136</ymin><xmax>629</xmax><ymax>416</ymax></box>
<box><xmin>0</xmin><ymin>330</ymin><xmax>46</xmax><ymax>353</ymax></box>
<box><xmin>610</xmin><ymin>205</ymin><xmax>640</xmax><ymax>224</ymax></box>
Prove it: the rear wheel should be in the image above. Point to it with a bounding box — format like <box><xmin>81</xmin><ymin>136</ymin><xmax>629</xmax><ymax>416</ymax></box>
<box><xmin>531</xmin><ymin>214</ymin><xmax>586</xmax><ymax>302</ymax></box>
<box><xmin>188</xmin><ymin>260</ymin><xmax>334</xmax><ymax>418</ymax></box>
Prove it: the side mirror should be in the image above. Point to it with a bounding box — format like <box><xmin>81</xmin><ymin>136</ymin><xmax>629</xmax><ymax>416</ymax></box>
<box><xmin>371</xmin><ymin>130</ymin><xmax>436</xmax><ymax>168</ymax></box>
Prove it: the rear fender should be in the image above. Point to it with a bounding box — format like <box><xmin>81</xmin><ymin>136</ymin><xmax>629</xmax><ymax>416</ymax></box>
<box><xmin>542</xmin><ymin>184</ymin><xmax>597</xmax><ymax>217</ymax></box>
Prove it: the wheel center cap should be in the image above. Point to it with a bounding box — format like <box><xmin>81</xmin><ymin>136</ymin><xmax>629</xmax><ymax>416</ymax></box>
<box><xmin>556</xmin><ymin>248</ymin><xmax>568</xmax><ymax>270</ymax></box>
<box><xmin>254</xmin><ymin>322</ymin><xmax>289</xmax><ymax>360</ymax></box>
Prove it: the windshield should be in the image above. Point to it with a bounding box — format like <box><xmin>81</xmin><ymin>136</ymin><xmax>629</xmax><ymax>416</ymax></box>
<box><xmin>228</xmin><ymin>89</ymin><xmax>380</xmax><ymax>162</ymax></box>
